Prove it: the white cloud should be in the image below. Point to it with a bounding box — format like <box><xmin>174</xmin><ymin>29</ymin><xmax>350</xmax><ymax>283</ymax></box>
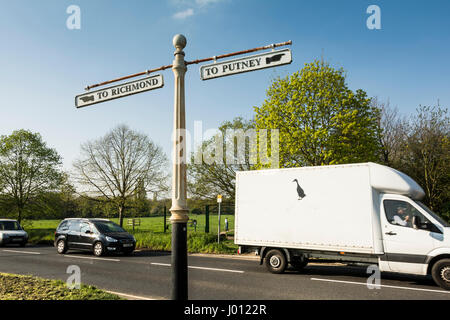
<box><xmin>195</xmin><ymin>0</ymin><xmax>223</xmax><ymax>6</ymax></box>
<box><xmin>173</xmin><ymin>8</ymin><xmax>195</xmax><ymax>19</ymax></box>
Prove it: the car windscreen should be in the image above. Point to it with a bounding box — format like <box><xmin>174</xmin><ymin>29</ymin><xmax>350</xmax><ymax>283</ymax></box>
<box><xmin>0</xmin><ymin>221</ymin><xmax>21</xmax><ymax>231</ymax></box>
<box><xmin>93</xmin><ymin>221</ymin><xmax>125</xmax><ymax>233</ymax></box>
<box><xmin>416</xmin><ymin>201</ymin><xmax>450</xmax><ymax>228</ymax></box>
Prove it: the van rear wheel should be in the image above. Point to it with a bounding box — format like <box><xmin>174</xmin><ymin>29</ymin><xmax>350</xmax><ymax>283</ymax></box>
<box><xmin>265</xmin><ymin>249</ymin><xmax>287</xmax><ymax>274</ymax></box>
<box><xmin>431</xmin><ymin>259</ymin><xmax>450</xmax><ymax>290</ymax></box>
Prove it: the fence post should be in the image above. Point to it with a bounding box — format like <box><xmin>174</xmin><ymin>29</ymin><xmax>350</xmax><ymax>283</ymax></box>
<box><xmin>205</xmin><ymin>205</ymin><xmax>209</xmax><ymax>233</ymax></box>
<box><xmin>164</xmin><ymin>206</ymin><xmax>167</xmax><ymax>233</ymax></box>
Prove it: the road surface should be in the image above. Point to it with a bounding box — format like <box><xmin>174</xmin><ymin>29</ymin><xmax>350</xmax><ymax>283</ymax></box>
<box><xmin>0</xmin><ymin>245</ymin><xmax>449</xmax><ymax>300</ymax></box>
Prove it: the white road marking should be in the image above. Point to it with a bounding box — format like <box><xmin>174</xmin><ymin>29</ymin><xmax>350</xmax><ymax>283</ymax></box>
<box><xmin>151</xmin><ymin>262</ymin><xmax>244</xmax><ymax>274</ymax></box>
<box><xmin>63</xmin><ymin>255</ymin><xmax>120</xmax><ymax>262</ymax></box>
<box><xmin>105</xmin><ymin>290</ymin><xmax>160</xmax><ymax>300</ymax></box>
<box><xmin>311</xmin><ymin>277</ymin><xmax>450</xmax><ymax>294</ymax></box>
<box><xmin>2</xmin><ymin>249</ymin><xmax>41</xmax><ymax>255</ymax></box>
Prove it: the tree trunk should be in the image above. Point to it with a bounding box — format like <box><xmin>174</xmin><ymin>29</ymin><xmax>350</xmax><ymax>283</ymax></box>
<box><xmin>118</xmin><ymin>204</ymin><xmax>125</xmax><ymax>227</ymax></box>
<box><xmin>17</xmin><ymin>206</ymin><xmax>23</xmax><ymax>225</ymax></box>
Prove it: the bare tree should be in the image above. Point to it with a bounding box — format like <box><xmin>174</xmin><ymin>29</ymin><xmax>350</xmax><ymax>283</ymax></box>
<box><xmin>73</xmin><ymin>125</ymin><xmax>168</xmax><ymax>226</ymax></box>
<box><xmin>403</xmin><ymin>105</ymin><xmax>449</xmax><ymax>212</ymax></box>
<box><xmin>188</xmin><ymin>117</ymin><xmax>254</xmax><ymax>201</ymax></box>
<box><xmin>373</xmin><ymin>98</ymin><xmax>408</xmax><ymax>166</ymax></box>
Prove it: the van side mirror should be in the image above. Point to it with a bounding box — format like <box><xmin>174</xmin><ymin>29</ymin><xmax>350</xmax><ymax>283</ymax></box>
<box><xmin>412</xmin><ymin>216</ymin><xmax>421</xmax><ymax>229</ymax></box>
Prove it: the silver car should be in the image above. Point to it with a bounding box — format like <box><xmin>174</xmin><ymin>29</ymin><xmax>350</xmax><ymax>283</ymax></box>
<box><xmin>0</xmin><ymin>219</ymin><xmax>28</xmax><ymax>247</ymax></box>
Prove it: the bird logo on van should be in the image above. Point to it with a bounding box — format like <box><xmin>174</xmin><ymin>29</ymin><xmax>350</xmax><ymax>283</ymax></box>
<box><xmin>292</xmin><ymin>179</ymin><xmax>306</xmax><ymax>200</ymax></box>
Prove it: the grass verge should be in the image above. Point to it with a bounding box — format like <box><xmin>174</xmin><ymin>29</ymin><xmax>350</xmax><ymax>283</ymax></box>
<box><xmin>0</xmin><ymin>273</ymin><xmax>121</xmax><ymax>300</ymax></box>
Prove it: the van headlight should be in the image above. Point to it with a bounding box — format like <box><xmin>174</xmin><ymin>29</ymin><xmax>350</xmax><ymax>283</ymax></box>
<box><xmin>105</xmin><ymin>236</ymin><xmax>118</xmax><ymax>242</ymax></box>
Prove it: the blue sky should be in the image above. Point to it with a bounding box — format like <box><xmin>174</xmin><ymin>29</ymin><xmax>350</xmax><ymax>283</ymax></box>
<box><xmin>0</xmin><ymin>0</ymin><xmax>449</xmax><ymax>171</ymax></box>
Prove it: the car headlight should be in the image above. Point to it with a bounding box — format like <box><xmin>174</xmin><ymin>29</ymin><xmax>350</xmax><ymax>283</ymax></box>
<box><xmin>105</xmin><ymin>236</ymin><xmax>118</xmax><ymax>242</ymax></box>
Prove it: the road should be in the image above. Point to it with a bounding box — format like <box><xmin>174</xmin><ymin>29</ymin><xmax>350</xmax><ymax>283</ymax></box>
<box><xmin>0</xmin><ymin>245</ymin><xmax>449</xmax><ymax>300</ymax></box>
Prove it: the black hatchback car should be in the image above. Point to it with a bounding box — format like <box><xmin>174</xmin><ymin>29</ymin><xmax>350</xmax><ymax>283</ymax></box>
<box><xmin>54</xmin><ymin>218</ymin><xmax>136</xmax><ymax>256</ymax></box>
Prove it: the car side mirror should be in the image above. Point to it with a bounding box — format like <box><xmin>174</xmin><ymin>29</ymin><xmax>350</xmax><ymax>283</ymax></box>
<box><xmin>85</xmin><ymin>230</ymin><xmax>92</xmax><ymax>234</ymax></box>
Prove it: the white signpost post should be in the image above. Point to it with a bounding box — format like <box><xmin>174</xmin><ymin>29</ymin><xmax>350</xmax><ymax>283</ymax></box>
<box><xmin>200</xmin><ymin>48</ymin><xmax>292</xmax><ymax>80</ymax></box>
<box><xmin>77</xmin><ymin>37</ymin><xmax>292</xmax><ymax>300</ymax></box>
<box><xmin>75</xmin><ymin>74</ymin><xmax>164</xmax><ymax>108</ymax></box>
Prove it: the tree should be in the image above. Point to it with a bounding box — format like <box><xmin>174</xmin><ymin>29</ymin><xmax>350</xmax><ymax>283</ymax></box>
<box><xmin>401</xmin><ymin>105</ymin><xmax>449</xmax><ymax>214</ymax></box>
<box><xmin>0</xmin><ymin>129</ymin><xmax>63</xmax><ymax>223</ymax></box>
<box><xmin>373</xmin><ymin>98</ymin><xmax>409</xmax><ymax>167</ymax></box>
<box><xmin>73</xmin><ymin>124</ymin><xmax>168</xmax><ymax>226</ymax></box>
<box><xmin>188</xmin><ymin>117</ymin><xmax>254</xmax><ymax>200</ymax></box>
<box><xmin>254</xmin><ymin>60</ymin><xmax>382</xmax><ymax>168</ymax></box>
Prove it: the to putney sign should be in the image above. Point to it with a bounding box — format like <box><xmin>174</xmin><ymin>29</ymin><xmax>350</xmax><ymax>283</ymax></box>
<box><xmin>200</xmin><ymin>48</ymin><xmax>292</xmax><ymax>80</ymax></box>
<box><xmin>75</xmin><ymin>74</ymin><xmax>164</xmax><ymax>108</ymax></box>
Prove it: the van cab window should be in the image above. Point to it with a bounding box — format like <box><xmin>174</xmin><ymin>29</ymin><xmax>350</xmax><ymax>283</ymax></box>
<box><xmin>383</xmin><ymin>199</ymin><xmax>441</xmax><ymax>233</ymax></box>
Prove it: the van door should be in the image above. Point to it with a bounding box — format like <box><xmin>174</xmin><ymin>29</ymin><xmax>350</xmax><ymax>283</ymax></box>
<box><xmin>380</xmin><ymin>195</ymin><xmax>440</xmax><ymax>275</ymax></box>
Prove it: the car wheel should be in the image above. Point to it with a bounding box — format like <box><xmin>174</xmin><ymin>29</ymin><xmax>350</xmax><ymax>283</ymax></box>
<box><xmin>431</xmin><ymin>258</ymin><xmax>450</xmax><ymax>290</ymax></box>
<box><xmin>264</xmin><ymin>249</ymin><xmax>287</xmax><ymax>274</ymax></box>
<box><xmin>56</xmin><ymin>239</ymin><xmax>67</xmax><ymax>254</ymax></box>
<box><xmin>93</xmin><ymin>242</ymin><xmax>104</xmax><ymax>257</ymax></box>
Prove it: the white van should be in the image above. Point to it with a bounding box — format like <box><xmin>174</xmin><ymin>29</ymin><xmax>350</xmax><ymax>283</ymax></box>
<box><xmin>235</xmin><ymin>162</ymin><xmax>450</xmax><ymax>290</ymax></box>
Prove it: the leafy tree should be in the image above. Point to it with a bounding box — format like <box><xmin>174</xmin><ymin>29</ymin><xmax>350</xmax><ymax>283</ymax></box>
<box><xmin>254</xmin><ymin>60</ymin><xmax>381</xmax><ymax>168</ymax></box>
<box><xmin>73</xmin><ymin>124</ymin><xmax>168</xmax><ymax>226</ymax></box>
<box><xmin>0</xmin><ymin>130</ymin><xmax>63</xmax><ymax>223</ymax></box>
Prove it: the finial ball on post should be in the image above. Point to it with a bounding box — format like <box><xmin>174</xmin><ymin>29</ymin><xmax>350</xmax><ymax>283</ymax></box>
<box><xmin>173</xmin><ymin>34</ymin><xmax>187</xmax><ymax>49</ymax></box>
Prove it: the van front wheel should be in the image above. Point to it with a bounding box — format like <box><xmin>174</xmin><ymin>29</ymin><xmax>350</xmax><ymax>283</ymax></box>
<box><xmin>265</xmin><ymin>249</ymin><xmax>287</xmax><ymax>274</ymax></box>
<box><xmin>431</xmin><ymin>259</ymin><xmax>450</xmax><ymax>290</ymax></box>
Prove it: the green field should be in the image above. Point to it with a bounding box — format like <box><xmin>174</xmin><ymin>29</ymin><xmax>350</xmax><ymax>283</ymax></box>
<box><xmin>25</xmin><ymin>214</ymin><xmax>237</xmax><ymax>254</ymax></box>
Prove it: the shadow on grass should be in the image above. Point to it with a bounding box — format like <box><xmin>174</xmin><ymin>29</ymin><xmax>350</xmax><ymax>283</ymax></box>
<box><xmin>26</xmin><ymin>228</ymin><xmax>54</xmax><ymax>245</ymax></box>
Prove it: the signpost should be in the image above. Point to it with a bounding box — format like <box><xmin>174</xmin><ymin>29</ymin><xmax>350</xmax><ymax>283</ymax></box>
<box><xmin>77</xmin><ymin>36</ymin><xmax>292</xmax><ymax>301</ymax></box>
<box><xmin>75</xmin><ymin>74</ymin><xmax>164</xmax><ymax>108</ymax></box>
<box><xmin>200</xmin><ymin>48</ymin><xmax>292</xmax><ymax>80</ymax></box>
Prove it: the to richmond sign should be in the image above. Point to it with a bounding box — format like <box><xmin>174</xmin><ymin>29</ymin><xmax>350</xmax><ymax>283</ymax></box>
<box><xmin>75</xmin><ymin>74</ymin><xmax>164</xmax><ymax>108</ymax></box>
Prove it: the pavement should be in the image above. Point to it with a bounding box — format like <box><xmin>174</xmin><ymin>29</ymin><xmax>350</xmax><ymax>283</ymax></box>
<box><xmin>0</xmin><ymin>245</ymin><xmax>449</xmax><ymax>300</ymax></box>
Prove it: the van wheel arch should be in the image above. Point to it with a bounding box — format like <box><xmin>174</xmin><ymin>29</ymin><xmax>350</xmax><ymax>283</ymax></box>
<box><xmin>427</xmin><ymin>254</ymin><xmax>450</xmax><ymax>275</ymax></box>
<box><xmin>260</xmin><ymin>247</ymin><xmax>291</xmax><ymax>265</ymax></box>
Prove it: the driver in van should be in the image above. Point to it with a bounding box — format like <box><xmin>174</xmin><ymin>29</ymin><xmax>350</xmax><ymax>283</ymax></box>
<box><xmin>393</xmin><ymin>206</ymin><xmax>410</xmax><ymax>226</ymax></box>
